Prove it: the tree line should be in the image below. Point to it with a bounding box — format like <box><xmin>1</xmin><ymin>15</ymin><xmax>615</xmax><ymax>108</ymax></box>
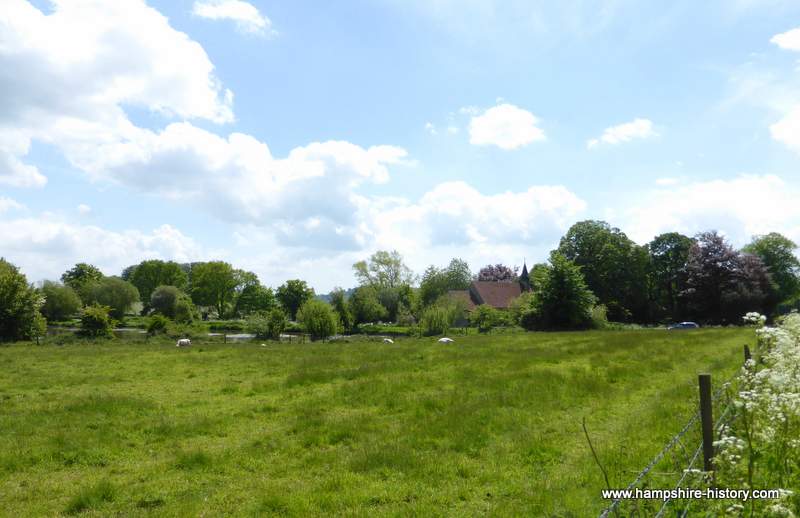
<box><xmin>1</xmin><ymin>219</ymin><xmax>798</xmax><ymax>341</ymax></box>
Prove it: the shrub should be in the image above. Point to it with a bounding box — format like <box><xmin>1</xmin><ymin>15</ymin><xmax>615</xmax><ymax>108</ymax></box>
<box><xmin>174</xmin><ymin>296</ymin><xmax>198</xmax><ymax>324</ymax></box>
<box><xmin>508</xmin><ymin>292</ymin><xmax>535</xmax><ymax>326</ymax></box>
<box><xmin>150</xmin><ymin>286</ymin><xmax>180</xmax><ymax>318</ymax></box>
<box><xmin>420</xmin><ymin>302</ymin><xmax>458</xmax><ymax>336</ymax></box>
<box><xmin>40</xmin><ymin>281</ymin><xmax>82</xmax><ymax>321</ymax></box>
<box><xmin>246</xmin><ymin>308</ymin><xmax>287</xmax><ymax>340</ymax></box>
<box><xmin>85</xmin><ymin>277</ymin><xmax>140</xmax><ymax>320</ymax></box>
<box><xmin>78</xmin><ymin>304</ymin><xmax>115</xmax><ymax>338</ymax></box>
<box><xmin>297</xmin><ymin>299</ymin><xmax>339</xmax><ymax>340</ymax></box>
<box><xmin>147</xmin><ymin>314</ymin><xmax>169</xmax><ymax>335</ymax></box>
<box><xmin>469</xmin><ymin>304</ymin><xmax>501</xmax><ymax>333</ymax></box>
<box><xmin>0</xmin><ymin>258</ymin><xmax>47</xmax><ymax>342</ymax></box>
<box><xmin>591</xmin><ymin>304</ymin><xmax>609</xmax><ymax>329</ymax></box>
<box><xmin>521</xmin><ymin>254</ymin><xmax>596</xmax><ymax>331</ymax></box>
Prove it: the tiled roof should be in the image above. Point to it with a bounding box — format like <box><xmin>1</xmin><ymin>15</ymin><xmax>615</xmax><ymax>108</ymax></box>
<box><xmin>470</xmin><ymin>281</ymin><xmax>521</xmax><ymax>309</ymax></box>
<box><xmin>447</xmin><ymin>289</ymin><xmax>476</xmax><ymax>311</ymax></box>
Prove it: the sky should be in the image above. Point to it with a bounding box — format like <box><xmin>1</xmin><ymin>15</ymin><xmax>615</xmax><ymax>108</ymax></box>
<box><xmin>3</xmin><ymin>0</ymin><xmax>800</xmax><ymax>292</ymax></box>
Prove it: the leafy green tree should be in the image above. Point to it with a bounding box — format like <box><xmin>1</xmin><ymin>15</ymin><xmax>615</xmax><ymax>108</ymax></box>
<box><xmin>349</xmin><ymin>285</ymin><xmax>387</xmax><ymax>325</ymax></box>
<box><xmin>329</xmin><ymin>287</ymin><xmax>353</xmax><ymax>332</ymax></box>
<box><xmin>530</xmin><ymin>263</ymin><xmax>550</xmax><ymax>292</ymax></box>
<box><xmin>557</xmin><ymin>220</ymin><xmax>649</xmax><ymax>322</ymax></box>
<box><xmin>419</xmin><ymin>299</ymin><xmax>461</xmax><ymax>336</ymax></box>
<box><xmin>78</xmin><ymin>304</ymin><xmax>115</xmax><ymax>338</ymax></box>
<box><xmin>39</xmin><ymin>281</ymin><xmax>81</xmax><ymax>321</ymax></box>
<box><xmin>190</xmin><ymin>261</ymin><xmax>238</xmax><ymax>318</ymax></box>
<box><xmin>150</xmin><ymin>285</ymin><xmax>196</xmax><ymax>323</ymax></box>
<box><xmin>353</xmin><ymin>250</ymin><xmax>415</xmax><ymax>288</ymax></box>
<box><xmin>275</xmin><ymin>279</ymin><xmax>314</xmax><ymax>320</ymax></box>
<box><xmin>60</xmin><ymin>263</ymin><xmax>104</xmax><ymax>303</ymax></box>
<box><xmin>0</xmin><ymin>259</ymin><xmax>46</xmax><ymax>342</ymax></box>
<box><xmin>743</xmin><ymin>232</ymin><xmax>800</xmax><ymax>305</ymax></box>
<box><xmin>147</xmin><ymin>314</ymin><xmax>169</xmax><ymax>335</ymax></box>
<box><xmin>647</xmin><ymin>232</ymin><xmax>694</xmax><ymax>321</ymax></box>
<box><xmin>521</xmin><ymin>254</ymin><xmax>597</xmax><ymax>330</ymax></box>
<box><xmin>128</xmin><ymin>260</ymin><xmax>188</xmax><ymax>310</ymax></box>
<box><xmin>418</xmin><ymin>258</ymin><xmax>473</xmax><ymax>307</ymax></box>
<box><xmin>84</xmin><ymin>277</ymin><xmax>140</xmax><ymax>320</ymax></box>
<box><xmin>297</xmin><ymin>299</ymin><xmax>339</xmax><ymax>340</ymax></box>
<box><xmin>234</xmin><ymin>284</ymin><xmax>275</xmax><ymax>316</ymax></box>
<box><xmin>469</xmin><ymin>304</ymin><xmax>501</xmax><ymax>333</ymax></box>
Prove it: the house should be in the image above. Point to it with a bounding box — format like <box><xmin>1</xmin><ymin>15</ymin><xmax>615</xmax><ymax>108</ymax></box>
<box><xmin>448</xmin><ymin>262</ymin><xmax>532</xmax><ymax>312</ymax></box>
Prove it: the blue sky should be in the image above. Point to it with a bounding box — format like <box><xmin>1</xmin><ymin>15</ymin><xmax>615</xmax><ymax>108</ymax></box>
<box><xmin>3</xmin><ymin>0</ymin><xmax>800</xmax><ymax>292</ymax></box>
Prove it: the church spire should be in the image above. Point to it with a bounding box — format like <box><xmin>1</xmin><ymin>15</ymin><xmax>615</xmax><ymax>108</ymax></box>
<box><xmin>519</xmin><ymin>260</ymin><xmax>531</xmax><ymax>292</ymax></box>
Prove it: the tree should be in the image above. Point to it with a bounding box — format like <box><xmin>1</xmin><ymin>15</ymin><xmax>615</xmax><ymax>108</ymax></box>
<box><xmin>39</xmin><ymin>281</ymin><xmax>81</xmax><ymax>321</ymax></box>
<box><xmin>353</xmin><ymin>250</ymin><xmax>415</xmax><ymax>288</ymax></box>
<box><xmin>476</xmin><ymin>264</ymin><xmax>518</xmax><ymax>282</ymax></box>
<box><xmin>530</xmin><ymin>263</ymin><xmax>550</xmax><ymax>292</ymax></box>
<box><xmin>520</xmin><ymin>254</ymin><xmax>596</xmax><ymax>330</ymax></box>
<box><xmin>297</xmin><ymin>299</ymin><xmax>339</xmax><ymax>340</ymax></box>
<box><xmin>419</xmin><ymin>298</ymin><xmax>461</xmax><ymax>336</ymax></box>
<box><xmin>276</xmin><ymin>279</ymin><xmax>314</xmax><ymax>320</ymax></box>
<box><xmin>557</xmin><ymin>220</ymin><xmax>649</xmax><ymax>322</ymax></box>
<box><xmin>0</xmin><ymin>259</ymin><xmax>46</xmax><ymax>341</ymax></box>
<box><xmin>743</xmin><ymin>233</ymin><xmax>800</xmax><ymax>305</ymax></box>
<box><xmin>647</xmin><ymin>232</ymin><xmax>694</xmax><ymax>321</ymax></box>
<box><xmin>418</xmin><ymin>258</ymin><xmax>473</xmax><ymax>307</ymax></box>
<box><xmin>84</xmin><ymin>277</ymin><xmax>140</xmax><ymax>320</ymax></box>
<box><xmin>61</xmin><ymin>263</ymin><xmax>104</xmax><ymax>302</ymax></box>
<box><xmin>190</xmin><ymin>261</ymin><xmax>238</xmax><ymax>318</ymax></box>
<box><xmin>150</xmin><ymin>285</ymin><xmax>196</xmax><ymax>323</ymax></box>
<box><xmin>682</xmin><ymin>231</ymin><xmax>771</xmax><ymax>324</ymax></box>
<box><xmin>246</xmin><ymin>308</ymin><xmax>287</xmax><ymax>340</ymax></box>
<box><xmin>128</xmin><ymin>260</ymin><xmax>188</xmax><ymax>310</ymax></box>
<box><xmin>329</xmin><ymin>287</ymin><xmax>353</xmax><ymax>333</ymax></box>
<box><xmin>349</xmin><ymin>285</ymin><xmax>387</xmax><ymax>325</ymax></box>
<box><xmin>234</xmin><ymin>284</ymin><xmax>275</xmax><ymax>317</ymax></box>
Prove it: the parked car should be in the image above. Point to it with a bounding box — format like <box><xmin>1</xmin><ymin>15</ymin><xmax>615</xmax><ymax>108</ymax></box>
<box><xmin>667</xmin><ymin>322</ymin><xmax>699</xmax><ymax>330</ymax></box>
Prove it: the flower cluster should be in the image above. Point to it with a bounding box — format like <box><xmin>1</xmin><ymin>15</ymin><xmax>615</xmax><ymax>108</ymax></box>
<box><xmin>710</xmin><ymin>314</ymin><xmax>800</xmax><ymax>516</ymax></box>
<box><xmin>743</xmin><ymin>311</ymin><xmax>767</xmax><ymax>327</ymax></box>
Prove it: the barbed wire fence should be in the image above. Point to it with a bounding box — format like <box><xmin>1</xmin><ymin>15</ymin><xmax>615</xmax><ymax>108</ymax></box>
<box><xmin>596</xmin><ymin>346</ymin><xmax>747</xmax><ymax>518</ymax></box>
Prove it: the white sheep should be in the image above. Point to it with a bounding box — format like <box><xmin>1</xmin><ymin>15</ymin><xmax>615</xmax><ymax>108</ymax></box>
<box><xmin>438</xmin><ymin>337</ymin><xmax>454</xmax><ymax>343</ymax></box>
<box><xmin>176</xmin><ymin>338</ymin><xmax>191</xmax><ymax>347</ymax></box>
<box><xmin>383</xmin><ymin>338</ymin><xmax>394</xmax><ymax>344</ymax></box>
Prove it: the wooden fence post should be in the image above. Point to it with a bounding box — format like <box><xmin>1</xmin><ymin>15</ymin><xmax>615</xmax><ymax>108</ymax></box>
<box><xmin>698</xmin><ymin>373</ymin><xmax>714</xmax><ymax>480</ymax></box>
<box><xmin>224</xmin><ymin>333</ymin><xmax>227</xmax><ymax>344</ymax></box>
<box><xmin>744</xmin><ymin>344</ymin><xmax>751</xmax><ymax>362</ymax></box>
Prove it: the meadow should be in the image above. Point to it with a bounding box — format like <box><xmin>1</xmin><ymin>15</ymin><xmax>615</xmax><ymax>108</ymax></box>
<box><xmin>0</xmin><ymin>328</ymin><xmax>751</xmax><ymax>516</ymax></box>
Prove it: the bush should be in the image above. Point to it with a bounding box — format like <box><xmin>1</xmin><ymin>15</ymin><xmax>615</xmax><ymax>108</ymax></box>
<box><xmin>246</xmin><ymin>308</ymin><xmax>287</xmax><ymax>340</ymax></box>
<box><xmin>0</xmin><ymin>258</ymin><xmax>47</xmax><ymax>342</ymax></box>
<box><xmin>78</xmin><ymin>304</ymin><xmax>115</xmax><ymax>338</ymax></box>
<box><xmin>297</xmin><ymin>300</ymin><xmax>339</xmax><ymax>340</ymax></box>
<box><xmin>40</xmin><ymin>281</ymin><xmax>81</xmax><ymax>321</ymax></box>
<box><xmin>469</xmin><ymin>304</ymin><xmax>501</xmax><ymax>333</ymax></box>
<box><xmin>521</xmin><ymin>254</ymin><xmax>596</xmax><ymax>331</ymax></box>
<box><xmin>420</xmin><ymin>302</ymin><xmax>459</xmax><ymax>336</ymax></box>
<box><xmin>147</xmin><ymin>314</ymin><xmax>169</xmax><ymax>335</ymax></box>
<box><xmin>85</xmin><ymin>277</ymin><xmax>139</xmax><ymax>320</ymax></box>
<box><xmin>591</xmin><ymin>304</ymin><xmax>609</xmax><ymax>329</ymax></box>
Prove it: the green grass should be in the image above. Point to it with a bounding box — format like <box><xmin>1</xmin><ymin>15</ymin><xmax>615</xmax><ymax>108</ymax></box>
<box><xmin>0</xmin><ymin>328</ymin><xmax>751</xmax><ymax>516</ymax></box>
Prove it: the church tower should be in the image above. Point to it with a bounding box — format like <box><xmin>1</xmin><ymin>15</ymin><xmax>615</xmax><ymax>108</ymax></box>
<box><xmin>519</xmin><ymin>261</ymin><xmax>531</xmax><ymax>292</ymax></box>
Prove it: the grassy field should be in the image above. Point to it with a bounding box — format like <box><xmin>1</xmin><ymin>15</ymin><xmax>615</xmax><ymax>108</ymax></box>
<box><xmin>0</xmin><ymin>329</ymin><xmax>751</xmax><ymax>516</ymax></box>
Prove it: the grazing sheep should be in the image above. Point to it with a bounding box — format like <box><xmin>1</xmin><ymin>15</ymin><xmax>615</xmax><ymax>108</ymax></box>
<box><xmin>438</xmin><ymin>337</ymin><xmax>454</xmax><ymax>343</ymax></box>
<box><xmin>383</xmin><ymin>338</ymin><xmax>394</xmax><ymax>344</ymax></box>
<box><xmin>176</xmin><ymin>338</ymin><xmax>191</xmax><ymax>347</ymax></box>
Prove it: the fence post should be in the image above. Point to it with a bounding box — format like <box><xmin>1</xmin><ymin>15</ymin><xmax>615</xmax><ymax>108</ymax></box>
<box><xmin>698</xmin><ymin>373</ymin><xmax>714</xmax><ymax>480</ymax></box>
<box><xmin>224</xmin><ymin>333</ymin><xmax>227</xmax><ymax>344</ymax></box>
<box><xmin>744</xmin><ymin>344</ymin><xmax>751</xmax><ymax>362</ymax></box>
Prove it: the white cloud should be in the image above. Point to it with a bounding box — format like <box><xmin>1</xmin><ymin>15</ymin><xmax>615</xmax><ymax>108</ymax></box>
<box><xmin>770</xmin><ymin>105</ymin><xmax>800</xmax><ymax>153</ymax></box>
<box><xmin>192</xmin><ymin>0</ymin><xmax>274</xmax><ymax>36</ymax></box>
<box><xmin>77</xmin><ymin>204</ymin><xmax>91</xmax><ymax>215</ymax></box>
<box><xmin>0</xmin><ymin>0</ymin><xmax>233</xmax><ymax>187</ymax></box>
<box><xmin>468</xmin><ymin>104</ymin><xmax>545</xmax><ymax>150</ymax></box>
<box><xmin>424</xmin><ymin>122</ymin><xmax>438</xmax><ymax>135</ymax></box>
<box><xmin>770</xmin><ymin>27</ymin><xmax>800</xmax><ymax>51</ymax></box>
<box><xmin>0</xmin><ymin>214</ymin><xmax>205</xmax><ymax>283</ymax></box>
<box><xmin>0</xmin><ymin>197</ymin><xmax>25</xmax><ymax>214</ymax></box>
<box><xmin>623</xmin><ymin>175</ymin><xmax>800</xmax><ymax>246</ymax></box>
<box><xmin>587</xmin><ymin>118</ymin><xmax>657</xmax><ymax>149</ymax></box>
